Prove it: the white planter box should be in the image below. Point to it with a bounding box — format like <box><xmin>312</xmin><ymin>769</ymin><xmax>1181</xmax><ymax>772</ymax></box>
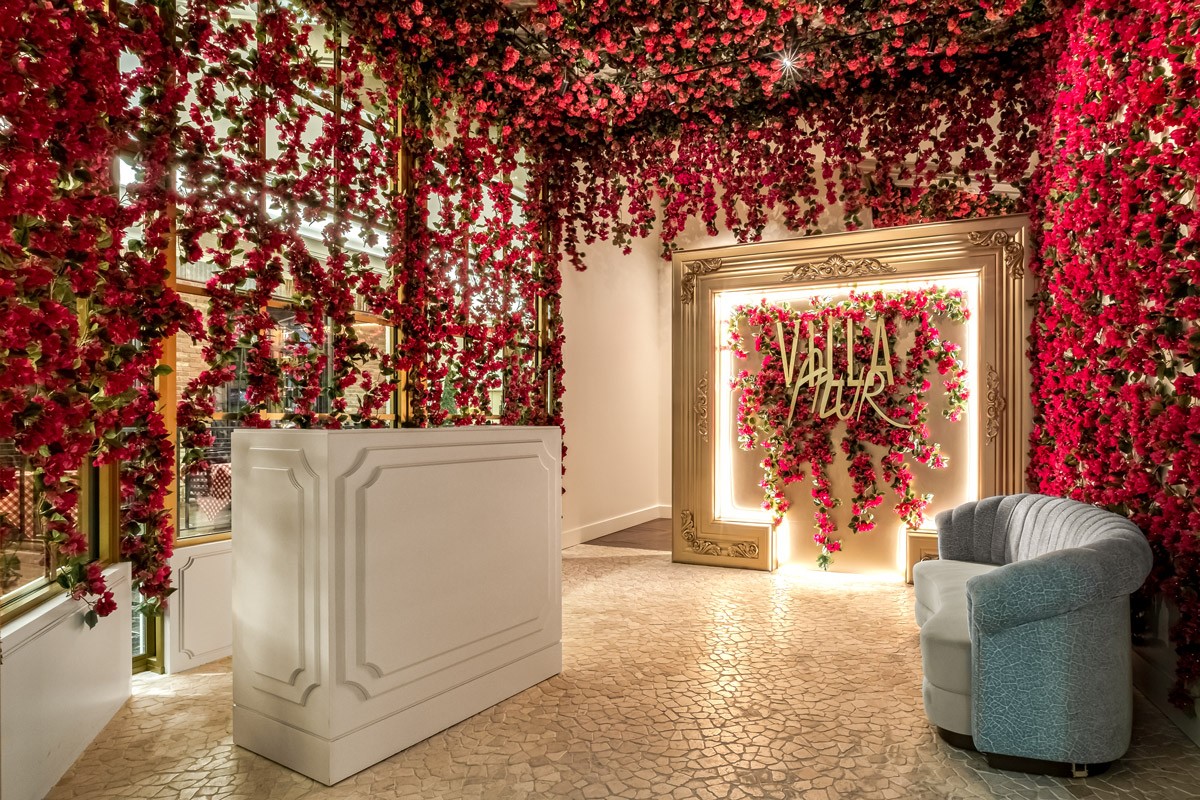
<box><xmin>1</xmin><ymin>563</ymin><xmax>132</xmax><ymax>800</ymax></box>
<box><xmin>231</xmin><ymin>426</ymin><xmax>563</xmax><ymax>785</ymax></box>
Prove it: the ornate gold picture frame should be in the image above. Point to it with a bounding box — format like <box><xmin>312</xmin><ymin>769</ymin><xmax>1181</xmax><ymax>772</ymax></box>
<box><xmin>672</xmin><ymin>216</ymin><xmax>1034</xmax><ymax>572</ymax></box>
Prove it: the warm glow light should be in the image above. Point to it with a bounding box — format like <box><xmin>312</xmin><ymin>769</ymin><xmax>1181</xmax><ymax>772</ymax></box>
<box><xmin>716</xmin><ymin>291</ymin><xmax>775</xmax><ymax>525</ymax></box>
<box><xmin>964</xmin><ymin>274</ymin><xmax>981</xmax><ymax>504</ymax></box>
<box><xmin>775</xmin><ymin>515</ymin><xmax>791</xmax><ymax>565</ymax></box>
<box><xmin>714</xmin><ymin>273</ymin><xmax>983</xmax><ymax>574</ymax></box>
<box><xmin>895</xmin><ymin>519</ymin><xmax>909</xmax><ymax>574</ymax></box>
<box><xmin>775</xmin><ymin>561</ymin><xmax>905</xmax><ymax>584</ymax></box>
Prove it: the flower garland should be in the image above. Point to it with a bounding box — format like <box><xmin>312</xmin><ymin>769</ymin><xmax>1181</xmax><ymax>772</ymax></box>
<box><xmin>3</xmin><ymin>0</ymin><xmax>567</xmax><ymax>627</ymax></box>
<box><xmin>312</xmin><ymin>0</ymin><xmax>1051</xmax><ymax>267</ymax></box>
<box><xmin>728</xmin><ymin>289</ymin><xmax>968</xmax><ymax>568</ymax></box>
<box><xmin>173</xmin><ymin>0</ymin><xmax>399</xmax><ymax>457</ymax></box>
<box><xmin>171</xmin><ymin>0</ymin><xmax>561</xmax><ymax>458</ymax></box>
<box><xmin>0</xmin><ymin>0</ymin><xmax>195</xmax><ymax>620</ymax></box>
<box><xmin>391</xmin><ymin>109</ymin><xmax>561</xmax><ymax>429</ymax></box>
<box><xmin>1028</xmin><ymin>0</ymin><xmax>1200</xmax><ymax>711</ymax></box>
<box><xmin>868</xmin><ymin>176</ymin><xmax>1027</xmax><ymax>229</ymax></box>
<box><xmin>540</xmin><ymin>76</ymin><xmax>1043</xmax><ymax>268</ymax></box>
<box><xmin>318</xmin><ymin>0</ymin><xmax>1051</xmax><ymax>135</ymax></box>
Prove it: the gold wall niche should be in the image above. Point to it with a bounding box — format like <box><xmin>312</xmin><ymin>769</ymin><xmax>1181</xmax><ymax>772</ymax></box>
<box><xmin>672</xmin><ymin>217</ymin><xmax>1034</xmax><ymax>574</ymax></box>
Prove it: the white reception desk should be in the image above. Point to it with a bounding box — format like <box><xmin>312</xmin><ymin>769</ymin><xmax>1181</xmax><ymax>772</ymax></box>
<box><xmin>231</xmin><ymin>426</ymin><xmax>563</xmax><ymax>785</ymax></box>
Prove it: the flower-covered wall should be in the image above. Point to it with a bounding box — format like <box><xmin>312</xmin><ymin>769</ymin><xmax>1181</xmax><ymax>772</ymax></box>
<box><xmin>1027</xmin><ymin>0</ymin><xmax>1200</xmax><ymax>711</ymax></box>
<box><xmin>1</xmin><ymin>0</ymin><xmax>564</xmax><ymax>623</ymax></box>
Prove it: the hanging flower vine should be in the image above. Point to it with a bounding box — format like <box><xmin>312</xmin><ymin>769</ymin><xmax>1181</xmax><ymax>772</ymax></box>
<box><xmin>313</xmin><ymin>0</ymin><xmax>1052</xmax><ymax>267</ymax></box>
<box><xmin>173</xmin><ymin>0</ymin><xmax>399</xmax><ymax>455</ymax></box>
<box><xmin>0</xmin><ymin>0</ymin><xmax>197</xmax><ymax>620</ymax></box>
<box><xmin>868</xmin><ymin>176</ymin><xmax>1027</xmax><ymax>230</ymax></box>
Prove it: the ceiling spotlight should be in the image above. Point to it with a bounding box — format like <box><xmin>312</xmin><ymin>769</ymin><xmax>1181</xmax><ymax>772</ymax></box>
<box><xmin>774</xmin><ymin>48</ymin><xmax>800</xmax><ymax>86</ymax></box>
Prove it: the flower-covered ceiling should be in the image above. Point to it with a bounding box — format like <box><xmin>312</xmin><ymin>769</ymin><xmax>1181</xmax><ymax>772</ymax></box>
<box><xmin>318</xmin><ymin>0</ymin><xmax>1055</xmax><ymax>140</ymax></box>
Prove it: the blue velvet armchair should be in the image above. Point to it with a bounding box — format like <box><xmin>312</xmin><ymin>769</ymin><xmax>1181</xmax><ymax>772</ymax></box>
<box><xmin>913</xmin><ymin>494</ymin><xmax>1153</xmax><ymax>775</ymax></box>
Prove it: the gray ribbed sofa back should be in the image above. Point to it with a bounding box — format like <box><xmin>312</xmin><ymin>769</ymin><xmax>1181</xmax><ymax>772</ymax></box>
<box><xmin>936</xmin><ymin>493</ymin><xmax>1147</xmax><ymax>566</ymax></box>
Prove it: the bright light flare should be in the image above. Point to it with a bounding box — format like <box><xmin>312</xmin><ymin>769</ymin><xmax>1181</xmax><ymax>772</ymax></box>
<box><xmin>773</xmin><ymin>48</ymin><xmax>801</xmax><ymax>85</ymax></box>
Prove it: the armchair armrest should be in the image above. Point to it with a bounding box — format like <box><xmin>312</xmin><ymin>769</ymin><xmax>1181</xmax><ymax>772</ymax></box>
<box><xmin>966</xmin><ymin>532</ymin><xmax>1152</xmax><ymax>633</ymax></box>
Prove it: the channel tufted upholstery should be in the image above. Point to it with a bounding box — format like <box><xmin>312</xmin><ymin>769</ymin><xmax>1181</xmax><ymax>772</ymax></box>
<box><xmin>912</xmin><ymin>494</ymin><xmax>1152</xmax><ymax>767</ymax></box>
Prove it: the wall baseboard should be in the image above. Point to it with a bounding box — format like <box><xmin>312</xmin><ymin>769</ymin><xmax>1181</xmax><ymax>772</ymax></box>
<box><xmin>563</xmin><ymin>504</ymin><xmax>671</xmax><ymax>548</ymax></box>
<box><xmin>1133</xmin><ymin>649</ymin><xmax>1200</xmax><ymax>748</ymax></box>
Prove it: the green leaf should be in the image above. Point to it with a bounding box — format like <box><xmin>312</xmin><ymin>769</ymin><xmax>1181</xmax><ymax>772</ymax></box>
<box><xmin>84</xmin><ymin>610</ymin><xmax>99</xmax><ymax>629</ymax></box>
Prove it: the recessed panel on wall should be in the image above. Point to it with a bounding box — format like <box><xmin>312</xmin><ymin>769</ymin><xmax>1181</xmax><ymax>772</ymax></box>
<box><xmin>337</xmin><ymin>443</ymin><xmax>558</xmax><ymax>701</ymax></box>
<box><xmin>232</xmin><ymin>447</ymin><xmax>322</xmax><ymax>708</ymax></box>
<box><xmin>164</xmin><ymin>539</ymin><xmax>233</xmax><ymax>674</ymax></box>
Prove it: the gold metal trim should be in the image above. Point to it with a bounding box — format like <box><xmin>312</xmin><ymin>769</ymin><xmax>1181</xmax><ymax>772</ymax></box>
<box><xmin>680</xmin><ymin>509</ymin><xmax>760</xmax><ymax>559</ymax></box>
<box><xmin>780</xmin><ymin>254</ymin><xmax>897</xmax><ymax>283</ymax></box>
<box><xmin>98</xmin><ymin>463</ymin><xmax>122</xmax><ymax>565</ymax></box>
<box><xmin>695</xmin><ymin>375</ymin><xmax>710</xmax><ymax>441</ymax></box>
<box><xmin>680</xmin><ymin>258</ymin><xmax>723</xmax><ymax>304</ymax></box>
<box><xmin>985</xmin><ymin>363</ymin><xmax>1008</xmax><ymax>445</ymax></box>
<box><xmin>133</xmin><ymin>614</ymin><xmax>165</xmax><ymax>675</ymax></box>
<box><xmin>0</xmin><ymin>582</ymin><xmax>63</xmax><ymax>627</ymax></box>
<box><xmin>968</xmin><ymin>230</ymin><xmax>1024</xmax><ymax>279</ymax></box>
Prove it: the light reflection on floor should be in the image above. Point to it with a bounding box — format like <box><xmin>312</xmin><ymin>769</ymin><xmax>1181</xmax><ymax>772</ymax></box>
<box><xmin>49</xmin><ymin>544</ymin><xmax>1200</xmax><ymax>800</ymax></box>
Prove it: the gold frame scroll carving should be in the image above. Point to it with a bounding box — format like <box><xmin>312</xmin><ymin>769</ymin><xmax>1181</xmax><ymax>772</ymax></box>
<box><xmin>672</xmin><ymin>216</ymin><xmax>1034</xmax><ymax>572</ymax></box>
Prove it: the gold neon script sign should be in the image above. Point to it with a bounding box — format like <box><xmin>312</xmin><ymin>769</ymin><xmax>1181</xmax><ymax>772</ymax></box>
<box><xmin>775</xmin><ymin>317</ymin><xmax>911</xmax><ymax>429</ymax></box>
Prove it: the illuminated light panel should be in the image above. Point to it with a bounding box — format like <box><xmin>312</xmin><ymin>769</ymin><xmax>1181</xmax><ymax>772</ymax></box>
<box><xmin>713</xmin><ymin>274</ymin><xmax>982</xmax><ymax>572</ymax></box>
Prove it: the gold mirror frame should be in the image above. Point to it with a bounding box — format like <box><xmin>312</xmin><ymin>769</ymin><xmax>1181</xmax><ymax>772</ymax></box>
<box><xmin>672</xmin><ymin>216</ymin><xmax>1034</xmax><ymax>572</ymax></box>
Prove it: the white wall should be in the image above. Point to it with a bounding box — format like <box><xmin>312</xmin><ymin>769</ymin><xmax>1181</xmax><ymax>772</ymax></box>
<box><xmin>561</xmin><ymin>232</ymin><xmax>671</xmax><ymax>545</ymax></box>
<box><xmin>1</xmin><ymin>563</ymin><xmax>132</xmax><ymax>800</ymax></box>
<box><xmin>656</xmin><ymin>260</ymin><xmax>672</xmax><ymax>508</ymax></box>
<box><xmin>558</xmin><ymin>186</ymin><xmax>845</xmax><ymax>546</ymax></box>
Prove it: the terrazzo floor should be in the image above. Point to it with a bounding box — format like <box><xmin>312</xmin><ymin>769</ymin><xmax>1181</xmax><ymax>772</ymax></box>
<box><xmin>49</xmin><ymin>541</ymin><xmax>1200</xmax><ymax>800</ymax></box>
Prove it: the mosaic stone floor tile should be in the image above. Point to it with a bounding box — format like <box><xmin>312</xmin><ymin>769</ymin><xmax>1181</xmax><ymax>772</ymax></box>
<box><xmin>50</xmin><ymin>545</ymin><xmax>1200</xmax><ymax>800</ymax></box>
